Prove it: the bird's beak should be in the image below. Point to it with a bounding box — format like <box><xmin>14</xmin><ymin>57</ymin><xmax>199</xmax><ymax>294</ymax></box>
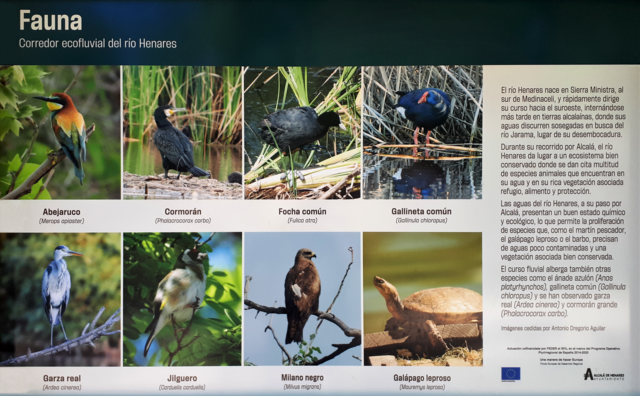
<box><xmin>312</xmin><ymin>253</ymin><xmax>317</xmax><ymax>258</ymax></box>
<box><xmin>173</xmin><ymin>108</ymin><xmax>187</xmax><ymax>113</ymax></box>
<box><xmin>33</xmin><ymin>97</ymin><xmax>62</xmax><ymax>111</ymax></box>
<box><xmin>418</xmin><ymin>92</ymin><xmax>429</xmax><ymax>104</ymax></box>
<box><xmin>69</xmin><ymin>250</ymin><xmax>83</xmax><ymax>256</ymax></box>
<box><xmin>338</xmin><ymin>123</ymin><xmax>346</xmax><ymax>131</ymax></box>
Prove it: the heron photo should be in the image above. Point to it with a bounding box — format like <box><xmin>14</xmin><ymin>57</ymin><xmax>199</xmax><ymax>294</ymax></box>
<box><xmin>362</xmin><ymin>66</ymin><xmax>483</xmax><ymax>199</ymax></box>
<box><xmin>243</xmin><ymin>232</ymin><xmax>362</xmax><ymax>366</ymax></box>
<box><xmin>0</xmin><ymin>65</ymin><xmax>121</xmax><ymax>200</ymax></box>
<box><xmin>0</xmin><ymin>233</ymin><xmax>121</xmax><ymax>366</ymax></box>
<box><xmin>244</xmin><ymin>67</ymin><xmax>361</xmax><ymax>199</ymax></box>
<box><xmin>122</xmin><ymin>232</ymin><xmax>242</xmax><ymax>366</ymax></box>
<box><xmin>363</xmin><ymin>232</ymin><xmax>482</xmax><ymax>366</ymax></box>
<box><xmin>122</xmin><ymin>66</ymin><xmax>243</xmax><ymax>199</ymax></box>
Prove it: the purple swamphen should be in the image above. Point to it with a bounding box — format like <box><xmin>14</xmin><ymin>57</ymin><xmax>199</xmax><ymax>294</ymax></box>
<box><xmin>393</xmin><ymin>88</ymin><xmax>452</xmax><ymax>148</ymax></box>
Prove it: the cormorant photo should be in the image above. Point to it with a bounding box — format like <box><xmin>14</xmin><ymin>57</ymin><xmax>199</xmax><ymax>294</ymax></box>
<box><xmin>152</xmin><ymin>105</ymin><xmax>210</xmax><ymax>179</ymax></box>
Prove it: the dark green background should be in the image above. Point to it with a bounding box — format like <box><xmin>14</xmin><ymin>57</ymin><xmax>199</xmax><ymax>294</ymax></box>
<box><xmin>1</xmin><ymin>0</ymin><xmax>638</xmax><ymax>65</ymax></box>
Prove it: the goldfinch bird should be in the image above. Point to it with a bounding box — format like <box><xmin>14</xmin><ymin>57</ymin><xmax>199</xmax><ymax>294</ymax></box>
<box><xmin>143</xmin><ymin>248</ymin><xmax>206</xmax><ymax>357</ymax></box>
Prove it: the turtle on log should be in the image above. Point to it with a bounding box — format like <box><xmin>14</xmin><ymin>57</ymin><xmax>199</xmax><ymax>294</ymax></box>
<box><xmin>373</xmin><ymin>276</ymin><xmax>482</xmax><ymax>354</ymax></box>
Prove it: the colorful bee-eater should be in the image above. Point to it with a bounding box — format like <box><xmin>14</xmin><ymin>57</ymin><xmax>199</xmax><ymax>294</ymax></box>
<box><xmin>34</xmin><ymin>93</ymin><xmax>87</xmax><ymax>185</ymax></box>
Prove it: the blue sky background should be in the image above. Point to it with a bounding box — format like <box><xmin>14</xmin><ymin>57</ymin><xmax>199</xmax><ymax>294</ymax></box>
<box><xmin>244</xmin><ymin>232</ymin><xmax>362</xmax><ymax>366</ymax></box>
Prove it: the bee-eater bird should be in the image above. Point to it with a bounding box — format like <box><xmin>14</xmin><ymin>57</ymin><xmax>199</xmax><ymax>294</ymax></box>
<box><xmin>42</xmin><ymin>245</ymin><xmax>82</xmax><ymax>347</ymax></box>
<box><xmin>152</xmin><ymin>105</ymin><xmax>210</xmax><ymax>179</ymax></box>
<box><xmin>144</xmin><ymin>248</ymin><xmax>206</xmax><ymax>358</ymax></box>
<box><xmin>34</xmin><ymin>93</ymin><xmax>87</xmax><ymax>185</ymax></box>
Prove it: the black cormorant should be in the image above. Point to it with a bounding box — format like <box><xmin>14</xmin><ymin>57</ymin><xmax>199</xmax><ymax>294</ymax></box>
<box><xmin>258</xmin><ymin>107</ymin><xmax>345</xmax><ymax>155</ymax></box>
<box><xmin>152</xmin><ymin>105</ymin><xmax>210</xmax><ymax>179</ymax></box>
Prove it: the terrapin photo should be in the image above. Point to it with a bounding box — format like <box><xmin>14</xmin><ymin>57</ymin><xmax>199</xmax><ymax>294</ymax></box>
<box><xmin>244</xmin><ymin>67</ymin><xmax>361</xmax><ymax>200</ymax></box>
<box><xmin>122</xmin><ymin>232</ymin><xmax>242</xmax><ymax>366</ymax></box>
<box><xmin>122</xmin><ymin>66</ymin><xmax>243</xmax><ymax>199</ymax></box>
<box><xmin>243</xmin><ymin>232</ymin><xmax>362</xmax><ymax>365</ymax></box>
<box><xmin>362</xmin><ymin>66</ymin><xmax>482</xmax><ymax>199</ymax></box>
<box><xmin>363</xmin><ymin>232</ymin><xmax>482</xmax><ymax>366</ymax></box>
<box><xmin>0</xmin><ymin>66</ymin><xmax>121</xmax><ymax>200</ymax></box>
<box><xmin>0</xmin><ymin>233</ymin><xmax>121</xmax><ymax>366</ymax></box>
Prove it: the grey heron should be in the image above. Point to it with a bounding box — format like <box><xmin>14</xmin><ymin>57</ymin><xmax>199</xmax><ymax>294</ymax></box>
<box><xmin>143</xmin><ymin>248</ymin><xmax>206</xmax><ymax>358</ymax></box>
<box><xmin>42</xmin><ymin>245</ymin><xmax>82</xmax><ymax>347</ymax></box>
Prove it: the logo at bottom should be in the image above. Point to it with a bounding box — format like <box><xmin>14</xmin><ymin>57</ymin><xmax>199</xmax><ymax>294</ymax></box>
<box><xmin>501</xmin><ymin>367</ymin><xmax>521</xmax><ymax>381</ymax></box>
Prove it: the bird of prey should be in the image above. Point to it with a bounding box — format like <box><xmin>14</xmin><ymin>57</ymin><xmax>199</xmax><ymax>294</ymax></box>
<box><xmin>42</xmin><ymin>245</ymin><xmax>83</xmax><ymax>347</ymax></box>
<box><xmin>284</xmin><ymin>248</ymin><xmax>321</xmax><ymax>344</ymax></box>
<box><xmin>144</xmin><ymin>248</ymin><xmax>206</xmax><ymax>357</ymax></box>
<box><xmin>152</xmin><ymin>105</ymin><xmax>210</xmax><ymax>179</ymax></box>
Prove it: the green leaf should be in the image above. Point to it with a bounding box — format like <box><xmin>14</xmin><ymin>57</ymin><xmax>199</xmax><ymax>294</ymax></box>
<box><xmin>12</xmin><ymin>66</ymin><xmax>25</xmax><ymax>85</ymax></box>
<box><xmin>212</xmin><ymin>271</ymin><xmax>227</xmax><ymax>277</ymax></box>
<box><xmin>17</xmin><ymin>66</ymin><xmax>47</xmax><ymax>94</ymax></box>
<box><xmin>0</xmin><ymin>117</ymin><xmax>22</xmax><ymax>140</ymax></box>
<box><xmin>16</xmin><ymin>104</ymin><xmax>39</xmax><ymax>119</ymax></box>
<box><xmin>0</xmin><ymin>86</ymin><xmax>18</xmax><ymax>110</ymax></box>
<box><xmin>127</xmin><ymin>285</ymin><xmax>135</xmax><ymax>298</ymax></box>
<box><xmin>7</xmin><ymin>154</ymin><xmax>21</xmax><ymax>172</ymax></box>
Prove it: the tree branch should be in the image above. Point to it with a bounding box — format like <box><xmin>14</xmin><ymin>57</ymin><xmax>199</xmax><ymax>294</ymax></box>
<box><xmin>244</xmin><ymin>300</ymin><xmax>362</xmax><ymax>353</ymax></box>
<box><xmin>0</xmin><ymin>307</ymin><xmax>120</xmax><ymax>366</ymax></box>
<box><xmin>264</xmin><ymin>301</ymin><xmax>291</xmax><ymax>365</ymax></box>
<box><xmin>1</xmin><ymin>124</ymin><xmax>95</xmax><ymax>200</ymax></box>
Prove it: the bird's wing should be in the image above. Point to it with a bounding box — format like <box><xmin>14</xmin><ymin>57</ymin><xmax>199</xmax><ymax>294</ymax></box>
<box><xmin>145</xmin><ymin>276</ymin><xmax>167</xmax><ymax>334</ymax></box>
<box><xmin>154</xmin><ymin>127</ymin><xmax>196</xmax><ymax>168</ymax></box>
<box><xmin>60</xmin><ymin>268</ymin><xmax>71</xmax><ymax>318</ymax></box>
<box><xmin>42</xmin><ymin>263</ymin><xmax>53</xmax><ymax>323</ymax></box>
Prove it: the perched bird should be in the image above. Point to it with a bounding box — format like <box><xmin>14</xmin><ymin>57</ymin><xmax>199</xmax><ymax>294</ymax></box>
<box><xmin>144</xmin><ymin>248</ymin><xmax>206</xmax><ymax>357</ymax></box>
<box><xmin>152</xmin><ymin>105</ymin><xmax>210</xmax><ymax>179</ymax></box>
<box><xmin>393</xmin><ymin>88</ymin><xmax>451</xmax><ymax>147</ymax></box>
<box><xmin>258</xmin><ymin>107</ymin><xmax>345</xmax><ymax>155</ymax></box>
<box><xmin>42</xmin><ymin>245</ymin><xmax>82</xmax><ymax>347</ymax></box>
<box><xmin>284</xmin><ymin>248</ymin><xmax>321</xmax><ymax>344</ymax></box>
<box><xmin>34</xmin><ymin>93</ymin><xmax>87</xmax><ymax>184</ymax></box>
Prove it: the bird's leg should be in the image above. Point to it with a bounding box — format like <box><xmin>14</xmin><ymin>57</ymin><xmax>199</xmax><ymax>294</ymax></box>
<box><xmin>164</xmin><ymin>169</ymin><xmax>170</xmax><ymax>179</ymax></box>
<box><xmin>185</xmin><ymin>296</ymin><xmax>201</xmax><ymax>309</ymax></box>
<box><xmin>60</xmin><ymin>318</ymin><xmax>68</xmax><ymax>341</ymax></box>
<box><xmin>413</xmin><ymin>126</ymin><xmax>420</xmax><ymax>157</ymax></box>
<box><xmin>175</xmin><ymin>172</ymin><xmax>181</xmax><ymax>180</ymax></box>
<box><xmin>50</xmin><ymin>324</ymin><xmax>54</xmax><ymax>348</ymax></box>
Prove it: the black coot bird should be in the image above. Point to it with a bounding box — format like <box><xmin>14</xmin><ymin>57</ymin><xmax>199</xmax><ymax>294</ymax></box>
<box><xmin>152</xmin><ymin>105</ymin><xmax>210</xmax><ymax>179</ymax></box>
<box><xmin>258</xmin><ymin>107</ymin><xmax>346</xmax><ymax>155</ymax></box>
<box><xmin>393</xmin><ymin>88</ymin><xmax>451</xmax><ymax>147</ymax></box>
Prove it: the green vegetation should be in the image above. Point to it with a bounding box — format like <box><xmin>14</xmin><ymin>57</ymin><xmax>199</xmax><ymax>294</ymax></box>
<box><xmin>0</xmin><ymin>233</ymin><xmax>121</xmax><ymax>365</ymax></box>
<box><xmin>0</xmin><ymin>66</ymin><xmax>121</xmax><ymax>199</ymax></box>
<box><xmin>123</xmin><ymin>66</ymin><xmax>242</xmax><ymax>145</ymax></box>
<box><xmin>122</xmin><ymin>233</ymin><xmax>242</xmax><ymax>366</ymax></box>
<box><xmin>244</xmin><ymin>67</ymin><xmax>361</xmax><ymax>198</ymax></box>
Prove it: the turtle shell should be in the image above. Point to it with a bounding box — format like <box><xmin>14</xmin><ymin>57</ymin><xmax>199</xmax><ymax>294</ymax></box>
<box><xmin>401</xmin><ymin>287</ymin><xmax>482</xmax><ymax>325</ymax></box>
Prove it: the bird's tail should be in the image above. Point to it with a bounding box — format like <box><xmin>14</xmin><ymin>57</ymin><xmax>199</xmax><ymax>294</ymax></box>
<box><xmin>74</xmin><ymin>163</ymin><xmax>85</xmax><ymax>185</ymax></box>
<box><xmin>285</xmin><ymin>316</ymin><xmax>305</xmax><ymax>344</ymax></box>
<box><xmin>143</xmin><ymin>316</ymin><xmax>160</xmax><ymax>358</ymax></box>
<box><xmin>189</xmin><ymin>166</ymin><xmax>210</xmax><ymax>177</ymax></box>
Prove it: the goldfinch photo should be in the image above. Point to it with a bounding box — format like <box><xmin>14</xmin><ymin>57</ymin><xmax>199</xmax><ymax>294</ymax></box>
<box><xmin>122</xmin><ymin>232</ymin><xmax>242</xmax><ymax>366</ymax></box>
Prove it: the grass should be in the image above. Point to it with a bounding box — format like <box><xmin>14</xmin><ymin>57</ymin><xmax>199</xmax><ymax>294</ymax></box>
<box><xmin>363</xmin><ymin>66</ymin><xmax>483</xmax><ymax>149</ymax></box>
<box><xmin>123</xmin><ymin>66</ymin><xmax>242</xmax><ymax>145</ymax></box>
<box><xmin>244</xmin><ymin>66</ymin><xmax>361</xmax><ymax>195</ymax></box>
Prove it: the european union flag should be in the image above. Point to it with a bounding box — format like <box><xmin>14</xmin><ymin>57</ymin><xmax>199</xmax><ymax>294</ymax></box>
<box><xmin>501</xmin><ymin>367</ymin><xmax>521</xmax><ymax>381</ymax></box>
